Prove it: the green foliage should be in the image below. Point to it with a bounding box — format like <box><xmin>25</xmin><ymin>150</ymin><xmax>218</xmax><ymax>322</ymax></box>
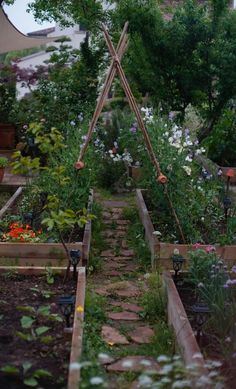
<box><xmin>141</xmin><ymin>272</ymin><xmax>166</xmax><ymax>321</ymax></box>
<box><xmin>14</xmin><ymin>38</ymin><xmax>101</xmax><ymax>133</ymax></box>
<box><xmin>114</xmin><ymin>0</ymin><xmax>236</xmax><ymax>139</ymax></box>
<box><xmin>140</xmin><ymin>111</ymin><xmax>227</xmax><ymax>244</ymax></box>
<box><xmin>0</xmin><ymin>63</ymin><xmax>16</xmax><ymax>123</ymax></box>
<box><xmin>0</xmin><ymin>157</ymin><xmax>8</xmax><ymax>168</ymax></box>
<box><xmin>206</xmin><ymin>107</ymin><xmax>236</xmax><ymax>166</ymax></box>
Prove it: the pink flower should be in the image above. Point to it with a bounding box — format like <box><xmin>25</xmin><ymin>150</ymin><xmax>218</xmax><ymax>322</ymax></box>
<box><xmin>192</xmin><ymin>243</ymin><xmax>203</xmax><ymax>250</ymax></box>
<box><xmin>205</xmin><ymin>245</ymin><xmax>216</xmax><ymax>253</ymax></box>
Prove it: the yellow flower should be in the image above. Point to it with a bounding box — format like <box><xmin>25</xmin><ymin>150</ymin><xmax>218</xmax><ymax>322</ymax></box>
<box><xmin>76</xmin><ymin>305</ymin><xmax>84</xmax><ymax>313</ymax></box>
<box><xmin>108</xmin><ymin>342</ymin><xmax>114</xmax><ymax>346</ymax></box>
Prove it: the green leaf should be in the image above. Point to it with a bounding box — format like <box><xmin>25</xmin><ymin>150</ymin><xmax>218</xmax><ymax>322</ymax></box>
<box><xmin>21</xmin><ymin>316</ymin><xmax>35</xmax><ymax>329</ymax></box>
<box><xmin>37</xmin><ymin>305</ymin><xmax>50</xmax><ymax>316</ymax></box>
<box><xmin>33</xmin><ymin>369</ymin><xmax>52</xmax><ymax>378</ymax></box>
<box><xmin>49</xmin><ymin>314</ymin><xmax>63</xmax><ymax>322</ymax></box>
<box><xmin>16</xmin><ymin>331</ymin><xmax>33</xmax><ymax>341</ymax></box>
<box><xmin>35</xmin><ymin>326</ymin><xmax>50</xmax><ymax>336</ymax></box>
<box><xmin>0</xmin><ymin>365</ymin><xmax>19</xmax><ymax>374</ymax></box>
<box><xmin>40</xmin><ymin>335</ymin><xmax>53</xmax><ymax>344</ymax></box>
<box><xmin>23</xmin><ymin>377</ymin><xmax>38</xmax><ymax>387</ymax></box>
<box><xmin>17</xmin><ymin>305</ymin><xmax>35</xmax><ymax>313</ymax></box>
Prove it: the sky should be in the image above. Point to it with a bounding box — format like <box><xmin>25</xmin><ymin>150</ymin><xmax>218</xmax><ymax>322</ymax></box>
<box><xmin>3</xmin><ymin>0</ymin><xmax>55</xmax><ymax>34</ymax></box>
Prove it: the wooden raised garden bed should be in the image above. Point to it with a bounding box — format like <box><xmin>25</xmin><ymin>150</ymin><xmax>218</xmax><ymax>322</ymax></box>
<box><xmin>0</xmin><ymin>188</ymin><xmax>93</xmax><ymax>268</ymax></box>
<box><xmin>163</xmin><ymin>271</ymin><xmax>208</xmax><ymax>375</ymax></box>
<box><xmin>136</xmin><ymin>189</ymin><xmax>236</xmax><ymax>269</ymax></box>
<box><xmin>0</xmin><ymin>266</ymin><xmax>86</xmax><ymax>389</ymax></box>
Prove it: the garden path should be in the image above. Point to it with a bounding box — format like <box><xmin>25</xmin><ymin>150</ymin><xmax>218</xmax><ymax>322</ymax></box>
<box><xmin>87</xmin><ymin>191</ymin><xmax>161</xmax><ymax>389</ymax></box>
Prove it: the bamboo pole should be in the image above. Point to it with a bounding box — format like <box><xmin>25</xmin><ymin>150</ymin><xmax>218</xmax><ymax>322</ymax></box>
<box><xmin>78</xmin><ymin>22</ymin><xmax>129</xmax><ymax>162</ymax></box>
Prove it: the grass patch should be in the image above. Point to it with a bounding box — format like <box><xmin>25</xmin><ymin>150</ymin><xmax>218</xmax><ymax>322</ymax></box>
<box><xmin>123</xmin><ymin>207</ymin><xmax>151</xmax><ymax>271</ymax></box>
<box><xmin>80</xmin><ymin>290</ymin><xmax>111</xmax><ymax>388</ymax></box>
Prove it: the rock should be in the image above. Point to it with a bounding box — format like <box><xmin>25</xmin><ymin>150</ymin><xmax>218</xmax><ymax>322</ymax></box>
<box><xmin>101</xmin><ymin>325</ymin><xmax>129</xmax><ymax>345</ymax></box>
<box><xmin>108</xmin><ymin>311</ymin><xmax>140</xmax><ymax>321</ymax></box>
<box><xmin>128</xmin><ymin>327</ymin><xmax>155</xmax><ymax>344</ymax></box>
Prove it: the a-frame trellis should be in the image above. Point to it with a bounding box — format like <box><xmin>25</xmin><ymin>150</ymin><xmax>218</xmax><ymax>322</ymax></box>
<box><xmin>75</xmin><ymin>23</ymin><xmax>185</xmax><ymax>243</ymax></box>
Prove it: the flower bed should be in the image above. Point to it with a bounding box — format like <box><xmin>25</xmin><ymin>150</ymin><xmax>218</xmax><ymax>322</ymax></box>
<box><xmin>0</xmin><ymin>266</ymin><xmax>86</xmax><ymax>389</ymax></box>
<box><xmin>163</xmin><ymin>271</ymin><xmax>208</xmax><ymax>373</ymax></box>
<box><xmin>0</xmin><ymin>189</ymin><xmax>93</xmax><ymax>267</ymax></box>
<box><xmin>136</xmin><ymin>189</ymin><xmax>236</xmax><ymax>269</ymax></box>
<box><xmin>164</xmin><ymin>250</ymin><xmax>236</xmax><ymax>387</ymax></box>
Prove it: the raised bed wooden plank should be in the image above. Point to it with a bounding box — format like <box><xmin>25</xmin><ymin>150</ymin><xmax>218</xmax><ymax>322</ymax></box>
<box><xmin>68</xmin><ymin>267</ymin><xmax>86</xmax><ymax>389</ymax></box>
<box><xmin>0</xmin><ymin>242</ymin><xmax>83</xmax><ymax>259</ymax></box>
<box><xmin>163</xmin><ymin>271</ymin><xmax>208</xmax><ymax>376</ymax></box>
<box><xmin>82</xmin><ymin>190</ymin><xmax>93</xmax><ymax>266</ymax></box>
<box><xmin>136</xmin><ymin>189</ymin><xmax>236</xmax><ymax>269</ymax></box>
<box><xmin>0</xmin><ymin>266</ymin><xmax>66</xmax><ymax>275</ymax></box>
<box><xmin>136</xmin><ymin>189</ymin><xmax>159</xmax><ymax>268</ymax></box>
<box><xmin>0</xmin><ymin>186</ymin><xmax>23</xmax><ymax>219</ymax></box>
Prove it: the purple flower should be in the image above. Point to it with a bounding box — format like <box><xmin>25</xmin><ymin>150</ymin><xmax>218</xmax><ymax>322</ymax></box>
<box><xmin>129</xmin><ymin>126</ymin><xmax>137</xmax><ymax>133</ymax></box>
<box><xmin>231</xmin><ymin>266</ymin><xmax>236</xmax><ymax>274</ymax></box>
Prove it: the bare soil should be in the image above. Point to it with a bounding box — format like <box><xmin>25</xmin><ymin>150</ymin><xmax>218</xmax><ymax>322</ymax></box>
<box><xmin>0</xmin><ymin>273</ymin><xmax>77</xmax><ymax>388</ymax></box>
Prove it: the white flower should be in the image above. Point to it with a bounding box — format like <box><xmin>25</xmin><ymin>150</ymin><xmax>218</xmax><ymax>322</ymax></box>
<box><xmin>172</xmin><ymin>380</ymin><xmax>191</xmax><ymax>388</ymax></box>
<box><xmin>185</xmin><ymin>155</ymin><xmax>193</xmax><ymax>162</ymax></box>
<box><xmin>140</xmin><ymin>359</ymin><xmax>152</xmax><ymax>366</ymax></box>
<box><xmin>157</xmin><ymin>355</ymin><xmax>170</xmax><ymax>363</ymax></box>
<box><xmin>144</xmin><ymin>273</ymin><xmax>151</xmax><ymax>279</ymax></box>
<box><xmin>121</xmin><ymin>360</ymin><xmax>133</xmax><ymax>368</ymax></box>
<box><xmin>159</xmin><ymin>364</ymin><xmax>173</xmax><ymax>374</ymax></box>
<box><xmin>98</xmin><ymin>353</ymin><xmax>110</xmax><ymax>361</ymax></box>
<box><xmin>69</xmin><ymin>362</ymin><xmax>81</xmax><ymax>371</ymax></box>
<box><xmin>138</xmin><ymin>375</ymin><xmax>153</xmax><ymax>387</ymax></box>
<box><xmin>153</xmin><ymin>230</ymin><xmax>162</xmax><ymax>236</ymax></box>
<box><xmin>173</xmin><ymin>248</ymin><xmax>180</xmax><ymax>255</ymax></box>
<box><xmin>192</xmin><ymin>352</ymin><xmax>203</xmax><ymax>359</ymax></box>
<box><xmin>90</xmin><ymin>376</ymin><xmax>104</xmax><ymax>385</ymax></box>
<box><xmin>183</xmin><ymin>166</ymin><xmax>191</xmax><ymax>176</ymax></box>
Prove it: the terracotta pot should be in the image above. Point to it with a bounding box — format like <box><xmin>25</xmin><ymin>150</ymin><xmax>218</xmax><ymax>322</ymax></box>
<box><xmin>0</xmin><ymin>123</ymin><xmax>15</xmax><ymax>149</ymax></box>
<box><xmin>0</xmin><ymin>167</ymin><xmax>5</xmax><ymax>183</ymax></box>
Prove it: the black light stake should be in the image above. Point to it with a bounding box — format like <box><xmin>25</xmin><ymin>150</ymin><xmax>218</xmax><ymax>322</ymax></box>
<box><xmin>191</xmin><ymin>302</ymin><xmax>210</xmax><ymax>344</ymax></box>
<box><xmin>70</xmin><ymin>249</ymin><xmax>81</xmax><ymax>280</ymax></box>
<box><xmin>172</xmin><ymin>253</ymin><xmax>184</xmax><ymax>278</ymax></box>
<box><xmin>58</xmin><ymin>295</ymin><xmax>75</xmax><ymax>327</ymax></box>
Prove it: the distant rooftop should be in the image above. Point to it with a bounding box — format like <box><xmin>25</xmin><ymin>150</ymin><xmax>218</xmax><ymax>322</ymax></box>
<box><xmin>27</xmin><ymin>27</ymin><xmax>55</xmax><ymax>37</ymax></box>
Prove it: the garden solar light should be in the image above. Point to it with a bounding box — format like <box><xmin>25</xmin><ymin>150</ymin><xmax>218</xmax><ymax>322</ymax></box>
<box><xmin>58</xmin><ymin>295</ymin><xmax>75</xmax><ymax>327</ymax></box>
<box><xmin>70</xmin><ymin>249</ymin><xmax>81</xmax><ymax>280</ymax></box>
<box><xmin>171</xmin><ymin>252</ymin><xmax>184</xmax><ymax>278</ymax></box>
<box><xmin>191</xmin><ymin>302</ymin><xmax>210</xmax><ymax>343</ymax></box>
<box><xmin>23</xmin><ymin>212</ymin><xmax>33</xmax><ymax>225</ymax></box>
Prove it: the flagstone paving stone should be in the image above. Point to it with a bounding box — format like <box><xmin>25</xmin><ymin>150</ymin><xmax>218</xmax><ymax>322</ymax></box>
<box><xmin>102</xmin><ymin>325</ymin><xmax>129</xmax><ymax>345</ymax></box>
<box><xmin>108</xmin><ymin>311</ymin><xmax>141</xmax><ymax>321</ymax></box>
<box><xmin>109</xmin><ymin>302</ymin><xmax>143</xmax><ymax>313</ymax></box>
<box><xmin>102</xmin><ymin>201</ymin><xmax>129</xmax><ymax>208</ymax></box>
<box><xmin>89</xmin><ymin>192</ymin><xmax>160</xmax><ymax>388</ymax></box>
<box><xmin>127</xmin><ymin>326</ymin><xmax>155</xmax><ymax>344</ymax></box>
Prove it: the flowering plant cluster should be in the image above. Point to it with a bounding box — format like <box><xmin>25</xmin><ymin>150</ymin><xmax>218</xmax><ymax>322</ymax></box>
<box><xmin>187</xmin><ymin>248</ymin><xmax>236</xmax><ymax>371</ymax></box>
<box><xmin>140</xmin><ymin>108</ymin><xmax>228</xmax><ymax>244</ymax></box>
<box><xmin>1</xmin><ymin>222</ymin><xmax>42</xmax><ymax>243</ymax></box>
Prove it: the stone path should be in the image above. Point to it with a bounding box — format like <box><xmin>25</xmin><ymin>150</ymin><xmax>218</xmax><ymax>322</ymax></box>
<box><xmin>90</xmin><ymin>192</ymin><xmax>160</xmax><ymax>388</ymax></box>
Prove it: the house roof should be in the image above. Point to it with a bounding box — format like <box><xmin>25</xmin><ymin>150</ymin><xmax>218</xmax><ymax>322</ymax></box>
<box><xmin>28</xmin><ymin>27</ymin><xmax>56</xmax><ymax>37</ymax></box>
